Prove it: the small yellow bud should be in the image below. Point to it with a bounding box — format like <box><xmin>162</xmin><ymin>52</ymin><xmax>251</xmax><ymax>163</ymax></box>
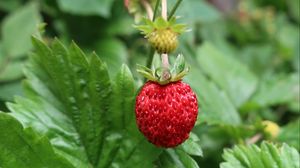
<box><xmin>262</xmin><ymin>120</ymin><xmax>280</xmax><ymax>139</ymax></box>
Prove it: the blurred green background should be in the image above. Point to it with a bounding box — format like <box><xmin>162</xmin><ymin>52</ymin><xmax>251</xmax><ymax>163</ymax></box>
<box><xmin>0</xmin><ymin>0</ymin><xmax>299</xmax><ymax>167</ymax></box>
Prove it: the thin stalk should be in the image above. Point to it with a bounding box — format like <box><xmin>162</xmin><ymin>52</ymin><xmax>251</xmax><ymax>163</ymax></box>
<box><xmin>141</xmin><ymin>0</ymin><xmax>154</xmax><ymax>19</ymax></box>
<box><xmin>161</xmin><ymin>0</ymin><xmax>167</xmax><ymax>20</ymax></box>
<box><xmin>246</xmin><ymin>134</ymin><xmax>262</xmax><ymax>145</ymax></box>
<box><xmin>161</xmin><ymin>53</ymin><xmax>171</xmax><ymax>80</ymax></box>
<box><xmin>168</xmin><ymin>0</ymin><xmax>183</xmax><ymax>20</ymax></box>
<box><xmin>161</xmin><ymin>53</ymin><xmax>169</xmax><ymax>68</ymax></box>
<box><xmin>160</xmin><ymin>0</ymin><xmax>170</xmax><ymax>81</ymax></box>
<box><xmin>152</xmin><ymin>0</ymin><xmax>161</xmax><ymax>21</ymax></box>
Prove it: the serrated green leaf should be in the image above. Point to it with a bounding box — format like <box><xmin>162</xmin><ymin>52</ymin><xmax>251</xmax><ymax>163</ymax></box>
<box><xmin>280</xmin><ymin>144</ymin><xmax>300</xmax><ymax>168</ymax></box>
<box><xmin>251</xmin><ymin>74</ymin><xmax>300</xmax><ymax>112</ymax></box>
<box><xmin>0</xmin><ymin>112</ymin><xmax>74</xmax><ymax>168</ymax></box>
<box><xmin>185</xmin><ymin>67</ymin><xmax>241</xmax><ymax>125</ymax></box>
<box><xmin>6</xmin><ymin>38</ymin><xmax>163</xmax><ymax>167</ymax></box>
<box><xmin>8</xmin><ymin>37</ymin><xmax>113</xmax><ymax>167</ymax></box>
<box><xmin>101</xmin><ymin>64</ymin><xmax>162</xmax><ymax>167</ymax></box>
<box><xmin>220</xmin><ymin>142</ymin><xmax>300</xmax><ymax>168</ymax></box>
<box><xmin>109</xmin><ymin>64</ymin><xmax>135</xmax><ymax>130</ymax></box>
<box><xmin>94</xmin><ymin>38</ymin><xmax>127</xmax><ymax>76</ymax></box>
<box><xmin>197</xmin><ymin>43</ymin><xmax>258</xmax><ymax>107</ymax></box>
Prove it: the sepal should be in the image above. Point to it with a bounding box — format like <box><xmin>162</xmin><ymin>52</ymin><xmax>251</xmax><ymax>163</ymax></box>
<box><xmin>137</xmin><ymin>54</ymin><xmax>189</xmax><ymax>85</ymax></box>
<box><xmin>135</xmin><ymin>16</ymin><xmax>188</xmax><ymax>36</ymax></box>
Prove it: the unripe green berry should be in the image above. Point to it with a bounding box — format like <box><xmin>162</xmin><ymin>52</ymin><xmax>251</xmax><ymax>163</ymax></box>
<box><xmin>148</xmin><ymin>28</ymin><xmax>178</xmax><ymax>54</ymax></box>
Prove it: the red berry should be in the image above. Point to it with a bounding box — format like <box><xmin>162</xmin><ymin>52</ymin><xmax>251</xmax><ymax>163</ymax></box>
<box><xmin>135</xmin><ymin>81</ymin><xmax>198</xmax><ymax>148</ymax></box>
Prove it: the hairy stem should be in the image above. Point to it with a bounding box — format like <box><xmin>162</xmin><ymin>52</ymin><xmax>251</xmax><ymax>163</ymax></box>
<box><xmin>246</xmin><ymin>133</ymin><xmax>262</xmax><ymax>145</ymax></box>
<box><xmin>160</xmin><ymin>0</ymin><xmax>170</xmax><ymax>81</ymax></box>
<box><xmin>168</xmin><ymin>0</ymin><xmax>183</xmax><ymax>20</ymax></box>
<box><xmin>161</xmin><ymin>0</ymin><xmax>167</xmax><ymax>20</ymax></box>
<box><xmin>161</xmin><ymin>54</ymin><xmax>169</xmax><ymax>68</ymax></box>
<box><xmin>141</xmin><ymin>0</ymin><xmax>154</xmax><ymax>19</ymax></box>
<box><xmin>161</xmin><ymin>53</ymin><xmax>171</xmax><ymax>80</ymax></box>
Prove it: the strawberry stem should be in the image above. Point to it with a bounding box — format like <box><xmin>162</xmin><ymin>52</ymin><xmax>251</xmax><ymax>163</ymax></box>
<box><xmin>168</xmin><ymin>0</ymin><xmax>183</xmax><ymax>20</ymax></box>
<box><xmin>161</xmin><ymin>53</ymin><xmax>171</xmax><ymax>81</ymax></box>
<box><xmin>161</xmin><ymin>0</ymin><xmax>167</xmax><ymax>20</ymax></box>
<box><xmin>160</xmin><ymin>0</ymin><xmax>170</xmax><ymax>81</ymax></box>
<box><xmin>153</xmin><ymin>0</ymin><xmax>161</xmax><ymax>21</ymax></box>
<box><xmin>162</xmin><ymin>53</ymin><xmax>169</xmax><ymax>68</ymax></box>
<box><xmin>141</xmin><ymin>0</ymin><xmax>154</xmax><ymax>19</ymax></box>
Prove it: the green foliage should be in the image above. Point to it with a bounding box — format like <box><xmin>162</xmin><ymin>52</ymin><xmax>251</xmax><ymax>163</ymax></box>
<box><xmin>0</xmin><ymin>0</ymin><xmax>22</xmax><ymax>12</ymax></box>
<box><xmin>156</xmin><ymin>149</ymin><xmax>199</xmax><ymax>168</ymax></box>
<box><xmin>57</xmin><ymin>0</ymin><xmax>115</xmax><ymax>18</ymax></box>
<box><xmin>0</xmin><ymin>112</ymin><xmax>74</xmax><ymax>168</ymax></box>
<box><xmin>220</xmin><ymin>142</ymin><xmax>300</xmax><ymax>168</ymax></box>
<box><xmin>94</xmin><ymin>38</ymin><xmax>128</xmax><ymax>76</ymax></box>
<box><xmin>277</xmin><ymin>120</ymin><xmax>300</xmax><ymax>150</ymax></box>
<box><xmin>0</xmin><ymin>82</ymin><xmax>22</xmax><ymax>101</ymax></box>
<box><xmin>0</xmin><ymin>0</ymin><xmax>299</xmax><ymax>167</ymax></box>
<box><xmin>2</xmin><ymin>2</ymin><xmax>41</xmax><ymax>58</ymax></box>
<box><xmin>251</xmin><ymin>74</ymin><xmax>299</xmax><ymax>112</ymax></box>
<box><xmin>186</xmin><ymin>67</ymin><xmax>242</xmax><ymax>125</ymax></box>
<box><xmin>0</xmin><ymin>2</ymin><xmax>41</xmax><ymax>101</ymax></box>
<box><xmin>4</xmin><ymin>38</ymin><xmax>201</xmax><ymax>167</ymax></box>
<box><xmin>180</xmin><ymin>133</ymin><xmax>203</xmax><ymax>157</ymax></box>
<box><xmin>184</xmin><ymin>45</ymin><xmax>242</xmax><ymax>125</ymax></box>
<box><xmin>197</xmin><ymin>43</ymin><xmax>258</xmax><ymax>107</ymax></box>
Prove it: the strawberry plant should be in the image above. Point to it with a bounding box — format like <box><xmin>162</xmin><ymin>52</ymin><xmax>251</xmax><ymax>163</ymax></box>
<box><xmin>0</xmin><ymin>0</ymin><xmax>299</xmax><ymax>168</ymax></box>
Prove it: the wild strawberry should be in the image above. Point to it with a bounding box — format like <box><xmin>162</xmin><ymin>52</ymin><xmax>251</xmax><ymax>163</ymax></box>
<box><xmin>135</xmin><ymin>81</ymin><xmax>198</xmax><ymax>147</ymax></box>
<box><xmin>135</xmin><ymin>54</ymin><xmax>198</xmax><ymax>148</ymax></box>
<box><xmin>136</xmin><ymin>17</ymin><xmax>187</xmax><ymax>54</ymax></box>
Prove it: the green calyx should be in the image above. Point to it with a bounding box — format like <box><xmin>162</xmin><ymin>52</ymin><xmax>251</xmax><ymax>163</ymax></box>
<box><xmin>135</xmin><ymin>16</ymin><xmax>187</xmax><ymax>37</ymax></box>
<box><xmin>137</xmin><ymin>54</ymin><xmax>189</xmax><ymax>85</ymax></box>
